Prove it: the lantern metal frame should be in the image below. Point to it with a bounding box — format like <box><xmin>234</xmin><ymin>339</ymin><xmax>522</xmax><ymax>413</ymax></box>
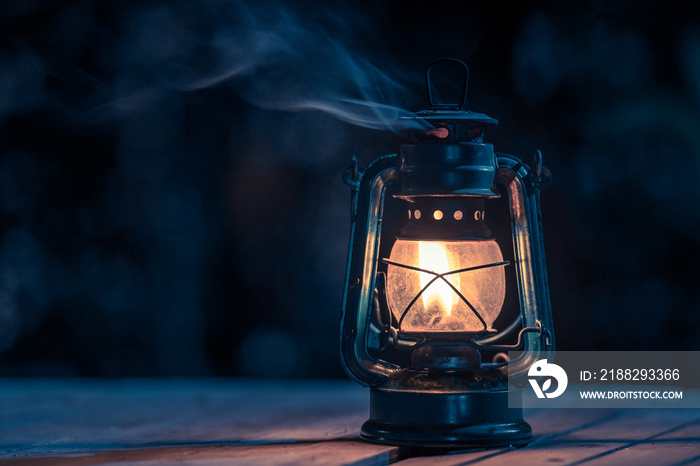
<box><xmin>339</xmin><ymin>60</ymin><xmax>554</xmax><ymax>449</ymax></box>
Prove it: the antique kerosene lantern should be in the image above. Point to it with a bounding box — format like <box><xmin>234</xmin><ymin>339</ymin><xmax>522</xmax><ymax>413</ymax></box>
<box><xmin>340</xmin><ymin>59</ymin><xmax>554</xmax><ymax>448</ymax></box>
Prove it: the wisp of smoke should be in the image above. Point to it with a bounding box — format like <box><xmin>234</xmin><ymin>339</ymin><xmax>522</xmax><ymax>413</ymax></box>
<box><xmin>75</xmin><ymin>0</ymin><xmax>431</xmax><ymax>132</ymax></box>
<box><xmin>0</xmin><ymin>0</ymin><xmax>430</xmax><ymax>365</ymax></box>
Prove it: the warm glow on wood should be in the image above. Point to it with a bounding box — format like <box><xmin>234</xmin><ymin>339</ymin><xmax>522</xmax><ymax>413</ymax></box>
<box><xmin>418</xmin><ymin>242</ymin><xmax>458</xmax><ymax>316</ymax></box>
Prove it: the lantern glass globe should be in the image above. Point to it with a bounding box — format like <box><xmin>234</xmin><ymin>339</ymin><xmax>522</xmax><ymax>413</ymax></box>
<box><xmin>386</xmin><ymin>239</ymin><xmax>506</xmax><ymax>334</ymax></box>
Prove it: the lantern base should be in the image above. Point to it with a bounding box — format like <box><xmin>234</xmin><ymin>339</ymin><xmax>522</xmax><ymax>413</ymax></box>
<box><xmin>361</xmin><ymin>387</ymin><xmax>531</xmax><ymax>449</ymax></box>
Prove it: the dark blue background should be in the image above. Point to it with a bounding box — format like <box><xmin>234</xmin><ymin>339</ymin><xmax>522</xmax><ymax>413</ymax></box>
<box><xmin>1</xmin><ymin>0</ymin><xmax>699</xmax><ymax>377</ymax></box>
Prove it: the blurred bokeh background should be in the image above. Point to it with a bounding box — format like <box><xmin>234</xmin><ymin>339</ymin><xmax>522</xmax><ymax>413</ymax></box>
<box><xmin>1</xmin><ymin>0</ymin><xmax>699</xmax><ymax>378</ymax></box>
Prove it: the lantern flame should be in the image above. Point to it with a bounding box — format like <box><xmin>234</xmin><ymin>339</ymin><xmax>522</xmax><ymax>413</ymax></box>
<box><xmin>419</xmin><ymin>242</ymin><xmax>458</xmax><ymax>316</ymax></box>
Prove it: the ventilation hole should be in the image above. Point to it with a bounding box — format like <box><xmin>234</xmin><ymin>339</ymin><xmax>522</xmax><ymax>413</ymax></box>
<box><xmin>454</xmin><ymin>210</ymin><xmax>463</xmax><ymax>220</ymax></box>
<box><xmin>414</xmin><ymin>210</ymin><xmax>421</xmax><ymax>219</ymax></box>
<box><xmin>433</xmin><ymin>210</ymin><xmax>443</xmax><ymax>220</ymax></box>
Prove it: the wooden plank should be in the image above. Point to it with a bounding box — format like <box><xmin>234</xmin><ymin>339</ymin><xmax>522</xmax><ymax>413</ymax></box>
<box><xmin>528</xmin><ymin>409</ymin><xmax>700</xmax><ymax>465</ymax></box>
<box><xmin>526</xmin><ymin>408</ymin><xmax>625</xmax><ymax>437</ymax></box>
<box><xmin>4</xmin><ymin>379</ymin><xmax>700</xmax><ymax>466</ymax></box>
<box><xmin>0</xmin><ymin>378</ymin><xmax>398</xmax><ymax>465</ymax></box>
<box><xmin>654</xmin><ymin>418</ymin><xmax>700</xmax><ymax>441</ymax></box>
<box><xmin>463</xmin><ymin>440</ymin><xmax>628</xmax><ymax>466</ymax></box>
<box><xmin>574</xmin><ymin>418</ymin><xmax>700</xmax><ymax>466</ymax></box>
<box><xmin>383</xmin><ymin>409</ymin><xmax>624</xmax><ymax>466</ymax></box>
<box><xmin>393</xmin><ymin>408</ymin><xmax>700</xmax><ymax>465</ymax></box>
<box><xmin>569</xmin><ymin>442</ymin><xmax>700</xmax><ymax>466</ymax></box>
<box><xmin>393</xmin><ymin>447</ymin><xmax>499</xmax><ymax>465</ymax></box>
<box><xmin>0</xmin><ymin>440</ymin><xmax>397</xmax><ymax>466</ymax></box>
<box><xmin>561</xmin><ymin>409</ymin><xmax>700</xmax><ymax>442</ymax></box>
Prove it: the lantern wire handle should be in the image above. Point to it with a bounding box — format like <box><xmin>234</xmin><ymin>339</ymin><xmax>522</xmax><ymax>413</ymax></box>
<box><xmin>426</xmin><ymin>58</ymin><xmax>469</xmax><ymax>109</ymax></box>
<box><xmin>476</xmin><ymin>315</ymin><xmax>522</xmax><ymax>345</ymax></box>
<box><xmin>382</xmin><ymin>259</ymin><xmax>509</xmax><ymax>332</ymax></box>
<box><xmin>471</xmin><ymin>320</ymin><xmax>553</xmax><ymax>352</ymax></box>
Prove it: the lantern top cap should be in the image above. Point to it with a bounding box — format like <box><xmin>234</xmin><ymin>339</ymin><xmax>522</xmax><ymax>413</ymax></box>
<box><xmin>406</xmin><ymin>108</ymin><xmax>498</xmax><ymax>126</ymax></box>
<box><xmin>402</xmin><ymin>58</ymin><xmax>498</xmax><ymax>128</ymax></box>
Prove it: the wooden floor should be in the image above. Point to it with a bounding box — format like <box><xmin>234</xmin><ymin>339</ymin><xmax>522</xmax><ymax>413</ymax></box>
<box><xmin>1</xmin><ymin>379</ymin><xmax>699</xmax><ymax>465</ymax></box>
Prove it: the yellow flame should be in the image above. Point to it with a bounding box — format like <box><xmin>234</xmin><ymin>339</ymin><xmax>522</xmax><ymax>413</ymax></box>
<box><xmin>419</xmin><ymin>242</ymin><xmax>457</xmax><ymax>316</ymax></box>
